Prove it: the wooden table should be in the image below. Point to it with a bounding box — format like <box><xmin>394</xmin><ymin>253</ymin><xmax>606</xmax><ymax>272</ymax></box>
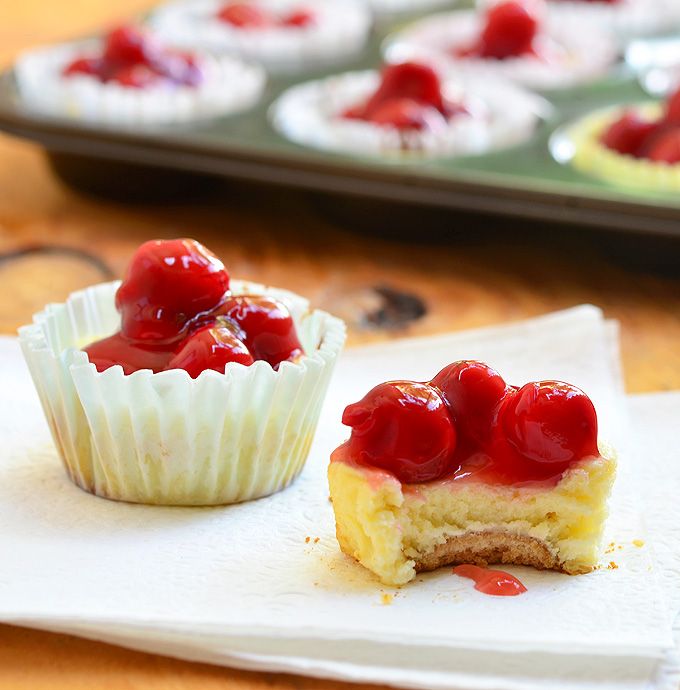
<box><xmin>1</xmin><ymin>2</ymin><xmax>680</xmax><ymax>688</ymax></box>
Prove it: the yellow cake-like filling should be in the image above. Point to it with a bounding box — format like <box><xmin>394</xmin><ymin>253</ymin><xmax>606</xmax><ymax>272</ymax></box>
<box><xmin>328</xmin><ymin>444</ymin><xmax>617</xmax><ymax>586</ymax></box>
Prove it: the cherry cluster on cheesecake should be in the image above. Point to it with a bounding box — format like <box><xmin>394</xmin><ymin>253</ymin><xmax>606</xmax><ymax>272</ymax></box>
<box><xmin>342</xmin><ymin>361</ymin><xmax>599</xmax><ymax>485</ymax></box>
<box><xmin>601</xmin><ymin>88</ymin><xmax>680</xmax><ymax>164</ymax></box>
<box><xmin>217</xmin><ymin>2</ymin><xmax>315</xmax><ymax>28</ymax></box>
<box><xmin>457</xmin><ymin>0</ymin><xmax>543</xmax><ymax>60</ymax></box>
<box><xmin>62</xmin><ymin>25</ymin><xmax>203</xmax><ymax>89</ymax></box>
<box><xmin>343</xmin><ymin>62</ymin><xmax>467</xmax><ymax>133</ymax></box>
<box><xmin>84</xmin><ymin>239</ymin><xmax>303</xmax><ymax>378</ymax></box>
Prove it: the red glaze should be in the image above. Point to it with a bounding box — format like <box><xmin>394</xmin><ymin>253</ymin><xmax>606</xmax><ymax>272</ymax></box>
<box><xmin>116</xmin><ymin>239</ymin><xmax>229</xmax><ymax>342</ymax></box>
<box><xmin>459</xmin><ymin>0</ymin><xmax>541</xmax><ymax>60</ymax></box>
<box><xmin>82</xmin><ymin>332</ymin><xmax>177</xmax><ymax>375</ymax></box>
<box><xmin>83</xmin><ymin>239</ymin><xmax>304</xmax><ymax>377</ymax></box>
<box><xmin>166</xmin><ymin>325</ymin><xmax>254</xmax><ymax>378</ymax></box>
<box><xmin>215</xmin><ymin>295</ymin><xmax>303</xmax><ymax>368</ymax></box>
<box><xmin>502</xmin><ymin>381</ymin><xmax>599</xmax><ymax>465</ymax></box>
<box><xmin>368</xmin><ymin>98</ymin><xmax>448</xmax><ymax>131</ymax></box>
<box><xmin>646</xmin><ymin>128</ymin><xmax>680</xmax><ymax>164</ymax></box>
<box><xmin>342</xmin><ymin>62</ymin><xmax>466</xmax><ymax>131</ymax></box>
<box><xmin>340</xmin><ymin>361</ymin><xmax>600</xmax><ymax>486</ymax></box>
<box><xmin>453</xmin><ymin>564</ymin><xmax>527</xmax><ymax>596</ymax></box>
<box><xmin>664</xmin><ymin>89</ymin><xmax>680</xmax><ymax>124</ymax></box>
<box><xmin>343</xmin><ymin>381</ymin><xmax>458</xmax><ymax>484</ymax></box>
<box><xmin>217</xmin><ymin>3</ymin><xmax>315</xmax><ymax>28</ymax></box>
<box><xmin>217</xmin><ymin>3</ymin><xmax>272</xmax><ymax>27</ymax></box>
<box><xmin>281</xmin><ymin>9</ymin><xmax>315</xmax><ymax>27</ymax></box>
<box><xmin>600</xmin><ymin>112</ymin><xmax>657</xmax><ymax>157</ymax></box>
<box><xmin>62</xmin><ymin>25</ymin><xmax>202</xmax><ymax>88</ymax></box>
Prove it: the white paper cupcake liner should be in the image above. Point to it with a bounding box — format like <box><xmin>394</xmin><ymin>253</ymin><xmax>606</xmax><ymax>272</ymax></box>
<box><xmin>18</xmin><ymin>280</ymin><xmax>346</xmax><ymax>506</ymax></box>
<box><xmin>270</xmin><ymin>67</ymin><xmax>549</xmax><ymax>158</ymax></box>
<box><xmin>384</xmin><ymin>8</ymin><xmax>618</xmax><ymax>90</ymax></box>
<box><xmin>150</xmin><ymin>0</ymin><xmax>372</xmax><ymax>74</ymax></box>
<box><xmin>14</xmin><ymin>40</ymin><xmax>266</xmax><ymax>126</ymax></box>
<box><xmin>551</xmin><ymin>103</ymin><xmax>680</xmax><ymax>194</ymax></box>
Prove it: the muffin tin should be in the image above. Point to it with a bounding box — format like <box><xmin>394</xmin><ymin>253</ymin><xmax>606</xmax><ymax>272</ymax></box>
<box><xmin>1</xmin><ymin>1</ymin><xmax>679</xmax><ymax>237</ymax></box>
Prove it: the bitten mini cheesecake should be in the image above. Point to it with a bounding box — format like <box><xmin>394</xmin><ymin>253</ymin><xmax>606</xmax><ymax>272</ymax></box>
<box><xmin>15</xmin><ymin>24</ymin><xmax>265</xmax><ymax>125</ymax></box>
<box><xmin>328</xmin><ymin>361</ymin><xmax>616</xmax><ymax>586</ymax></box>
<box><xmin>19</xmin><ymin>239</ymin><xmax>345</xmax><ymax>506</ymax></box>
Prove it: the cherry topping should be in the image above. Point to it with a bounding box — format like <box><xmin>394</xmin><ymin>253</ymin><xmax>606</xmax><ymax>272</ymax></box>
<box><xmin>502</xmin><ymin>381</ymin><xmax>599</xmax><ymax>464</ymax></box>
<box><xmin>368</xmin><ymin>97</ymin><xmax>448</xmax><ymax>131</ymax></box>
<box><xmin>62</xmin><ymin>25</ymin><xmax>202</xmax><ymax>89</ymax></box>
<box><xmin>646</xmin><ymin>128</ymin><xmax>680</xmax><ymax>164</ymax></box>
<box><xmin>453</xmin><ymin>564</ymin><xmax>527</xmax><ymax>596</ymax></box>
<box><xmin>600</xmin><ymin>112</ymin><xmax>657</xmax><ymax>157</ymax></box>
<box><xmin>474</xmin><ymin>0</ymin><xmax>542</xmax><ymax>60</ymax></box>
<box><xmin>431</xmin><ymin>361</ymin><xmax>513</xmax><ymax>445</ymax></box>
<box><xmin>166</xmin><ymin>325</ymin><xmax>254</xmax><ymax>378</ymax></box>
<box><xmin>217</xmin><ymin>3</ymin><xmax>314</xmax><ymax>28</ymax></box>
<box><xmin>115</xmin><ymin>239</ymin><xmax>230</xmax><ymax>342</ymax></box>
<box><xmin>103</xmin><ymin>25</ymin><xmax>158</xmax><ymax>67</ymax></box>
<box><xmin>343</xmin><ymin>381</ymin><xmax>457</xmax><ymax>484</ymax></box>
<box><xmin>365</xmin><ymin>62</ymin><xmax>447</xmax><ymax>117</ymax></box>
<box><xmin>62</xmin><ymin>57</ymin><xmax>101</xmax><ymax>78</ymax></box>
<box><xmin>217</xmin><ymin>3</ymin><xmax>272</xmax><ymax>27</ymax></box>
<box><xmin>215</xmin><ymin>295</ymin><xmax>303</xmax><ymax>368</ymax></box>
<box><xmin>664</xmin><ymin>88</ymin><xmax>680</xmax><ymax>125</ymax></box>
<box><xmin>281</xmin><ymin>9</ymin><xmax>315</xmax><ymax>27</ymax></box>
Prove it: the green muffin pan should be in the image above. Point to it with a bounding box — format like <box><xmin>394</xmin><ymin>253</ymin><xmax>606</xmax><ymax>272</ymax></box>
<box><xmin>0</xmin><ymin>1</ymin><xmax>679</xmax><ymax>237</ymax></box>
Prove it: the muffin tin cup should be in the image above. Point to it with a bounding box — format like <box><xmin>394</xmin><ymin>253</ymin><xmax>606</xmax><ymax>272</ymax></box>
<box><xmin>150</xmin><ymin>0</ymin><xmax>372</xmax><ymax>75</ymax></box>
<box><xmin>556</xmin><ymin>104</ymin><xmax>680</xmax><ymax>195</ymax></box>
<box><xmin>271</xmin><ymin>68</ymin><xmax>550</xmax><ymax>158</ymax></box>
<box><xmin>384</xmin><ymin>8</ymin><xmax>619</xmax><ymax>91</ymax></box>
<box><xmin>19</xmin><ymin>280</ymin><xmax>346</xmax><ymax>506</ymax></box>
<box><xmin>14</xmin><ymin>41</ymin><xmax>266</xmax><ymax>126</ymax></box>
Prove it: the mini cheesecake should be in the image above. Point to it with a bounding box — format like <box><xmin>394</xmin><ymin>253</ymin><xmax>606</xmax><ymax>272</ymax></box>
<box><xmin>328</xmin><ymin>361</ymin><xmax>617</xmax><ymax>586</ymax></box>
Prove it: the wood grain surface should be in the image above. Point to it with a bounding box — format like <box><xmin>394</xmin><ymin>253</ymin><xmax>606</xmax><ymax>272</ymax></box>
<box><xmin>1</xmin><ymin>1</ymin><xmax>680</xmax><ymax>688</ymax></box>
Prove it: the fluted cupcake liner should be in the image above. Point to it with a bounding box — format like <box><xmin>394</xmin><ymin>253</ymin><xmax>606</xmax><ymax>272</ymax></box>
<box><xmin>14</xmin><ymin>40</ymin><xmax>266</xmax><ymax>126</ymax></box>
<box><xmin>271</xmin><ymin>68</ymin><xmax>549</xmax><ymax>158</ymax></box>
<box><xmin>557</xmin><ymin>104</ymin><xmax>680</xmax><ymax>194</ymax></box>
<box><xmin>384</xmin><ymin>8</ymin><xmax>618</xmax><ymax>90</ymax></box>
<box><xmin>150</xmin><ymin>0</ymin><xmax>372</xmax><ymax>75</ymax></box>
<box><xmin>19</xmin><ymin>280</ymin><xmax>346</xmax><ymax>506</ymax></box>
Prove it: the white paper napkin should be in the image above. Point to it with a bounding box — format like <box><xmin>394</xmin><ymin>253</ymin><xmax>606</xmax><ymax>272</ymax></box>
<box><xmin>0</xmin><ymin>306</ymin><xmax>676</xmax><ymax>690</ymax></box>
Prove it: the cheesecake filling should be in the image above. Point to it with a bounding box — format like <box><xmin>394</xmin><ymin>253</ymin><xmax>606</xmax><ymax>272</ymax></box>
<box><xmin>329</xmin><ymin>443</ymin><xmax>616</xmax><ymax>586</ymax></box>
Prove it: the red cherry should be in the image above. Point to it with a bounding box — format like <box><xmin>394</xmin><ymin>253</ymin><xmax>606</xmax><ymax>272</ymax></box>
<box><xmin>502</xmin><ymin>381</ymin><xmax>599</xmax><ymax>465</ymax></box>
<box><xmin>601</xmin><ymin>112</ymin><xmax>658</xmax><ymax>157</ymax></box>
<box><xmin>167</xmin><ymin>325</ymin><xmax>254</xmax><ymax>378</ymax></box>
<box><xmin>343</xmin><ymin>381</ymin><xmax>457</xmax><ymax>484</ymax></box>
<box><xmin>217</xmin><ymin>3</ymin><xmax>272</xmax><ymax>27</ymax></box>
<box><xmin>663</xmin><ymin>88</ymin><xmax>680</xmax><ymax>124</ymax></box>
<box><xmin>367</xmin><ymin>97</ymin><xmax>448</xmax><ymax>132</ymax></box>
<box><xmin>431</xmin><ymin>361</ymin><xmax>513</xmax><ymax>445</ymax></box>
<box><xmin>215</xmin><ymin>295</ymin><xmax>303</xmax><ymax>367</ymax></box>
<box><xmin>478</xmin><ymin>0</ymin><xmax>541</xmax><ymax>59</ymax></box>
<box><xmin>281</xmin><ymin>9</ymin><xmax>315</xmax><ymax>27</ymax></box>
<box><xmin>115</xmin><ymin>239</ymin><xmax>230</xmax><ymax>342</ymax></box>
<box><xmin>645</xmin><ymin>128</ymin><xmax>680</xmax><ymax>164</ymax></box>
<box><xmin>62</xmin><ymin>57</ymin><xmax>101</xmax><ymax>78</ymax></box>
<box><xmin>103</xmin><ymin>26</ymin><xmax>158</xmax><ymax>67</ymax></box>
<box><xmin>113</xmin><ymin>64</ymin><xmax>160</xmax><ymax>88</ymax></box>
<box><xmin>364</xmin><ymin>63</ymin><xmax>447</xmax><ymax>117</ymax></box>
